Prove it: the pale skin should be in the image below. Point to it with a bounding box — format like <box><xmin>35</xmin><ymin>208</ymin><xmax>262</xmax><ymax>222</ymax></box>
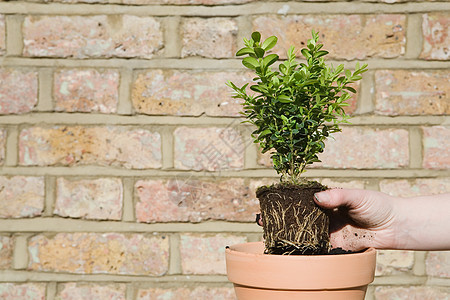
<box><xmin>258</xmin><ymin>189</ymin><xmax>450</xmax><ymax>251</ymax></box>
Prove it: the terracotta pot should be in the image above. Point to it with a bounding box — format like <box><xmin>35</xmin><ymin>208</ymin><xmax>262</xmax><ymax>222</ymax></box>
<box><xmin>225</xmin><ymin>242</ymin><xmax>376</xmax><ymax>300</ymax></box>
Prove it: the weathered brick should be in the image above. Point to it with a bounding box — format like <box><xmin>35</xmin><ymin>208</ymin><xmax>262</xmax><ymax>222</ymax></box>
<box><xmin>181</xmin><ymin>18</ymin><xmax>238</xmax><ymax>58</ymax></box>
<box><xmin>375</xmin><ymin>250</ymin><xmax>414</xmax><ymax>276</ymax></box>
<box><xmin>132</xmin><ymin>70</ymin><xmax>253</xmax><ymax>116</ymax></box>
<box><xmin>135</xmin><ymin>178</ymin><xmax>259</xmax><ymax>223</ymax></box>
<box><xmin>253</xmin><ymin>14</ymin><xmax>405</xmax><ymax>60</ymax></box>
<box><xmin>174</xmin><ymin>126</ymin><xmax>244</xmax><ymax>171</ymax></box>
<box><xmin>421</xmin><ymin>13</ymin><xmax>450</xmax><ymax>60</ymax></box>
<box><xmin>137</xmin><ymin>286</ymin><xmax>235</xmax><ymax>300</ymax></box>
<box><xmin>19</xmin><ymin>126</ymin><xmax>161</xmax><ymax>169</ymax></box>
<box><xmin>375</xmin><ymin>70</ymin><xmax>449</xmax><ymax>116</ymax></box>
<box><xmin>180</xmin><ymin>233</ymin><xmax>247</xmax><ymax>275</ymax></box>
<box><xmin>0</xmin><ymin>15</ymin><xmax>5</xmax><ymax>55</ymax></box>
<box><xmin>0</xmin><ymin>176</ymin><xmax>45</xmax><ymax>218</ymax></box>
<box><xmin>56</xmin><ymin>283</ymin><xmax>126</xmax><ymax>300</ymax></box>
<box><xmin>23</xmin><ymin>15</ymin><xmax>163</xmax><ymax>58</ymax></box>
<box><xmin>317</xmin><ymin>127</ymin><xmax>409</xmax><ymax>169</ymax></box>
<box><xmin>380</xmin><ymin>178</ymin><xmax>450</xmax><ymax>197</ymax></box>
<box><xmin>426</xmin><ymin>251</ymin><xmax>450</xmax><ymax>278</ymax></box>
<box><xmin>257</xmin><ymin>127</ymin><xmax>409</xmax><ymax>169</ymax></box>
<box><xmin>0</xmin><ymin>283</ymin><xmax>46</xmax><ymax>299</ymax></box>
<box><xmin>28</xmin><ymin>233</ymin><xmax>169</xmax><ymax>275</ymax></box>
<box><xmin>318</xmin><ymin>179</ymin><xmax>365</xmax><ymax>189</ymax></box>
<box><xmin>375</xmin><ymin>286</ymin><xmax>450</xmax><ymax>300</ymax></box>
<box><xmin>55</xmin><ymin>178</ymin><xmax>122</xmax><ymax>220</ymax></box>
<box><xmin>0</xmin><ymin>236</ymin><xmax>13</xmax><ymax>269</ymax></box>
<box><xmin>0</xmin><ymin>68</ymin><xmax>38</xmax><ymax>114</ymax></box>
<box><xmin>423</xmin><ymin>126</ymin><xmax>450</xmax><ymax>169</ymax></box>
<box><xmin>54</xmin><ymin>69</ymin><xmax>119</xmax><ymax>113</ymax></box>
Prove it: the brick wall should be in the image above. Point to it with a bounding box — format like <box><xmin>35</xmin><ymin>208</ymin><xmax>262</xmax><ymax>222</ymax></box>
<box><xmin>0</xmin><ymin>0</ymin><xmax>449</xmax><ymax>299</ymax></box>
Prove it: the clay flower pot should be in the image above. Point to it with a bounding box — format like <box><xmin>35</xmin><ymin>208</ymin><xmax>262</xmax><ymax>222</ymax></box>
<box><xmin>225</xmin><ymin>242</ymin><xmax>376</xmax><ymax>300</ymax></box>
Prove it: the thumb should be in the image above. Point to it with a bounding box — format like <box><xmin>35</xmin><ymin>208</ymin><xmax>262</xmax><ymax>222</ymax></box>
<box><xmin>314</xmin><ymin>189</ymin><xmax>367</xmax><ymax>210</ymax></box>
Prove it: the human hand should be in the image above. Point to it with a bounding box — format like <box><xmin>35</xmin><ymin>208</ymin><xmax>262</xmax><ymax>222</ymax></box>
<box><xmin>313</xmin><ymin>189</ymin><xmax>398</xmax><ymax>251</ymax></box>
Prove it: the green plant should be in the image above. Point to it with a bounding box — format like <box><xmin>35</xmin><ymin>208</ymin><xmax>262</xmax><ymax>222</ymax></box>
<box><xmin>227</xmin><ymin>31</ymin><xmax>367</xmax><ymax>184</ymax></box>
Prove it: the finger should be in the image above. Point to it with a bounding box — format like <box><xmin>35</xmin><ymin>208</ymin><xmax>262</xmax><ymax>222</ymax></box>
<box><xmin>314</xmin><ymin>188</ymin><xmax>369</xmax><ymax>210</ymax></box>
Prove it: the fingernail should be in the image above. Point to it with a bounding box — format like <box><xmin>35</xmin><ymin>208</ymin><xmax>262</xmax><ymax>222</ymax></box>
<box><xmin>314</xmin><ymin>192</ymin><xmax>330</xmax><ymax>203</ymax></box>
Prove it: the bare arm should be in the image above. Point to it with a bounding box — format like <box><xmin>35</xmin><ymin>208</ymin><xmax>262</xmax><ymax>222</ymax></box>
<box><xmin>314</xmin><ymin>189</ymin><xmax>450</xmax><ymax>251</ymax></box>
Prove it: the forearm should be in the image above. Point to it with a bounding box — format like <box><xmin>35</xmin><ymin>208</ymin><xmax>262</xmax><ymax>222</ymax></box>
<box><xmin>392</xmin><ymin>193</ymin><xmax>450</xmax><ymax>250</ymax></box>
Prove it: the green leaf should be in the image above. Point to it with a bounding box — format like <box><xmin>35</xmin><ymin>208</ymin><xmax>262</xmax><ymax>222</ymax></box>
<box><xmin>236</xmin><ymin>47</ymin><xmax>255</xmax><ymax>56</ymax></box>
<box><xmin>242</xmin><ymin>57</ymin><xmax>259</xmax><ymax>70</ymax></box>
<box><xmin>251</xmin><ymin>32</ymin><xmax>261</xmax><ymax>43</ymax></box>
<box><xmin>254</xmin><ymin>47</ymin><xmax>265</xmax><ymax>58</ymax></box>
<box><xmin>259</xmin><ymin>129</ymin><xmax>271</xmax><ymax>137</ymax></box>
<box><xmin>301</xmin><ymin>48</ymin><xmax>310</xmax><ymax>58</ymax></box>
<box><xmin>343</xmin><ymin>86</ymin><xmax>357</xmax><ymax>93</ymax></box>
<box><xmin>345</xmin><ymin>69</ymin><xmax>352</xmax><ymax>78</ymax></box>
<box><xmin>262</xmin><ymin>54</ymin><xmax>279</xmax><ymax>67</ymax></box>
<box><xmin>278</xmin><ymin>95</ymin><xmax>292</xmax><ymax>103</ymax></box>
<box><xmin>261</xmin><ymin>36</ymin><xmax>278</xmax><ymax>51</ymax></box>
<box><xmin>316</xmin><ymin>50</ymin><xmax>329</xmax><ymax>58</ymax></box>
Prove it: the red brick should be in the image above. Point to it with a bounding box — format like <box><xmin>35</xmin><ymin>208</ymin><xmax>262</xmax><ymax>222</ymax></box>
<box><xmin>0</xmin><ymin>283</ymin><xmax>46</xmax><ymax>299</ymax></box>
<box><xmin>375</xmin><ymin>250</ymin><xmax>414</xmax><ymax>276</ymax></box>
<box><xmin>375</xmin><ymin>70</ymin><xmax>449</xmax><ymax>116</ymax></box>
<box><xmin>55</xmin><ymin>178</ymin><xmax>122</xmax><ymax>220</ymax></box>
<box><xmin>132</xmin><ymin>70</ymin><xmax>253</xmax><ymax>117</ymax></box>
<box><xmin>421</xmin><ymin>13</ymin><xmax>450</xmax><ymax>60</ymax></box>
<box><xmin>135</xmin><ymin>178</ymin><xmax>259</xmax><ymax>223</ymax></box>
<box><xmin>253</xmin><ymin>14</ymin><xmax>405</xmax><ymax>60</ymax></box>
<box><xmin>181</xmin><ymin>18</ymin><xmax>238</xmax><ymax>58</ymax></box>
<box><xmin>380</xmin><ymin>178</ymin><xmax>450</xmax><ymax>197</ymax></box>
<box><xmin>423</xmin><ymin>126</ymin><xmax>450</xmax><ymax>169</ymax></box>
<box><xmin>54</xmin><ymin>69</ymin><xmax>119</xmax><ymax>113</ymax></box>
<box><xmin>174</xmin><ymin>126</ymin><xmax>244</xmax><ymax>171</ymax></box>
<box><xmin>315</xmin><ymin>127</ymin><xmax>409</xmax><ymax>169</ymax></box>
<box><xmin>137</xmin><ymin>286</ymin><xmax>235</xmax><ymax>300</ymax></box>
<box><xmin>28</xmin><ymin>233</ymin><xmax>169</xmax><ymax>275</ymax></box>
<box><xmin>57</xmin><ymin>283</ymin><xmax>126</xmax><ymax>300</ymax></box>
<box><xmin>0</xmin><ymin>236</ymin><xmax>13</xmax><ymax>269</ymax></box>
<box><xmin>23</xmin><ymin>15</ymin><xmax>163</xmax><ymax>58</ymax></box>
<box><xmin>0</xmin><ymin>68</ymin><xmax>38</xmax><ymax>114</ymax></box>
<box><xmin>375</xmin><ymin>286</ymin><xmax>450</xmax><ymax>300</ymax></box>
<box><xmin>426</xmin><ymin>251</ymin><xmax>450</xmax><ymax>278</ymax></box>
<box><xmin>0</xmin><ymin>15</ymin><xmax>5</xmax><ymax>55</ymax></box>
<box><xmin>180</xmin><ymin>233</ymin><xmax>247</xmax><ymax>275</ymax></box>
<box><xmin>19</xmin><ymin>126</ymin><xmax>161</xmax><ymax>169</ymax></box>
<box><xmin>0</xmin><ymin>176</ymin><xmax>45</xmax><ymax>218</ymax></box>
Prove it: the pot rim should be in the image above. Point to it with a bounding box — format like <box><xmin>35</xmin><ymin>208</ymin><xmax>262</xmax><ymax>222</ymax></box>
<box><xmin>225</xmin><ymin>241</ymin><xmax>376</xmax><ymax>290</ymax></box>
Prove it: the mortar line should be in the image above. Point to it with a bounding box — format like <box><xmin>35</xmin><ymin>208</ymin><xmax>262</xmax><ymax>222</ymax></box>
<box><xmin>405</xmin><ymin>14</ymin><xmax>424</xmax><ymax>59</ymax></box>
<box><xmin>43</xmin><ymin>176</ymin><xmax>56</xmax><ymax>217</ymax></box>
<box><xmin>4</xmin><ymin>125</ymin><xmax>18</xmax><ymax>167</ymax></box>
<box><xmin>163</xmin><ymin>16</ymin><xmax>181</xmax><ymax>58</ymax></box>
<box><xmin>356</xmin><ymin>70</ymin><xmax>375</xmax><ymax>115</ymax></box>
<box><xmin>5</xmin><ymin>14</ymin><xmax>23</xmax><ymax>56</ymax></box>
<box><xmin>413</xmin><ymin>251</ymin><xmax>427</xmax><ymax>276</ymax></box>
<box><xmin>161</xmin><ymin>126</ymin><xmax>175</xmax><ymax>170</ymax></box>
<box><xmin>12</xmin><ymin>234</ymin><xmax>30</xmax><ymax>270</ymax></box>
<box><xmin>121</xmin><ymin>177</ymin><xmax>135</xmax><ymax>222</ymax></box>
<box><xmin>117</xmin><ymin>68</ymin><xmax>133</xmax><ymax>115</ymax></box>
<box><xmin>46</xmin><ymin>282</ymin><xmax>57</xmax><ymax>300</ymax></box>
<box><xmin>37</xmin><ymin>67</ymin><xmax>54</xmax><ymax>112</ymax></box>
<box><xmin>1</xmin><ymin>57</ymin><xmax>450</xmax><ymax>70</ymax></box>
<box><xmin>409</xmin><ymin>126</ymin><xmax>423</xmax><ymax>169</ymax></box>
<box><xmin>168</xmin><ymin>234</ymin><xmax>181</xmax><ymax>275</ymax></box>
<box><xmin>0</xmin><ymin>2</ymin><xmax>448</xmax><ymax>16</ymax></box>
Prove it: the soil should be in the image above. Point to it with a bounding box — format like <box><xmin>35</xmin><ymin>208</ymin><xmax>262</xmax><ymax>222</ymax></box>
<box><xmin>257</xmin><ymin>181</ymin><xmax>330</xmax><ymax>255</ymax></box>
